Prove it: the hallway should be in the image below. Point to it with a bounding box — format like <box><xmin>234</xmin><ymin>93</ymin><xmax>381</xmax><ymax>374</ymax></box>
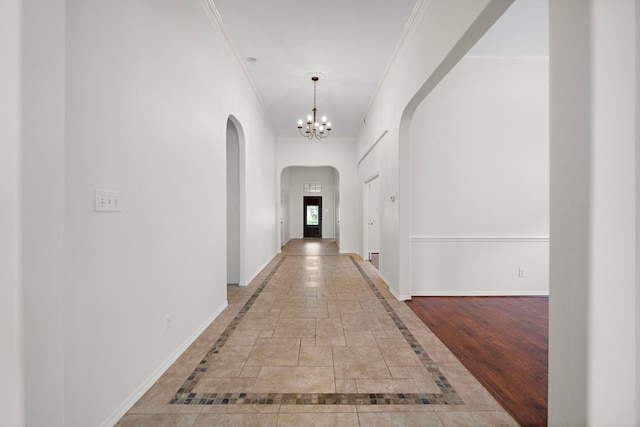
<box><xmin>116</xmin><ymin>239</ymin><xmax>516</xmax><ymax>426</ymax></box>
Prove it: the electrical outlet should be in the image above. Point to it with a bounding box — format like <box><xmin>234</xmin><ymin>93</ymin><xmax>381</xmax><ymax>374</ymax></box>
<box><xmin>95</xmin><ymin>189</ymin><xmax>121</xmax><ymax>212</ymax></box>
<box><xmin>518</xmin><ymin>268</ymin><xmax>525</xmax><ymax>277</ymax></box>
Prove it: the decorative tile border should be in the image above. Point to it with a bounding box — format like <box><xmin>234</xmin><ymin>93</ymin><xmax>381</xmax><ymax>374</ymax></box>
<box><xmin>171</xmin><ymin>392</ymin><xmax>462</xmax><ymax>406</ymax></box>
<box><xmin>170</xmin><ymin>255</ymin><xmax>464</xmax><ymax>406</ymax></box>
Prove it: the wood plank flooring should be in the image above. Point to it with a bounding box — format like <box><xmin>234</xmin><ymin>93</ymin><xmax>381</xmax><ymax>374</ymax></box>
<box><xmin>406</xmin><ymin>296</ymin><xmax>548</xmax><ymax>427</ymax></box>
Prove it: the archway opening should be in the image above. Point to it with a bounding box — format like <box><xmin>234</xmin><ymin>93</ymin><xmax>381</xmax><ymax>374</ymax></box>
<box><xmin>279</xmin><ymin>166</ymin><xmax>340</xmax><ymax>249</ymax></box>
<box><xmin>226</xmin><ymin>116</ymin><xmax>244</xmax><ymax>286</ymax></box>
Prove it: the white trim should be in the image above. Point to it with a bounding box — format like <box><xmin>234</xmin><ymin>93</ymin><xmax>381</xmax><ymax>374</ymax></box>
<box><xmin>410</xmin><ymin>236</ymin><xmax>550</xmax><ymax>243</ymax></box>
<box><xmin>359</xmin><ymin>0</ymin><xmax>431</xmax><ymax>132</ymax></box>
<box><xmin>411</xmin><ymin>290</ymin><xmax>550</xmax><ymax>297</ymax></box>
<box><xmin>99</xmin><ymin>300</ymin><xmax>229</xmax><ymax>427</ymax></box>
<box><xmin>199</xmin><ymin>0</ymin><xmax>273</xmax><ymax>124</ymax></box>
<box><xmin>462</xmin><ymin>55</ymin><xmax>550</xmax><ymax>63</ymax></box>
<box><xmin>339</xmin><ymin>249</ymin><xmax>358</xmax><ymax>255</ymax></box>
<box><xmin>378</xmin><ymin>273</ymin><xmax>411</xmax><ymax>301</ymax></box>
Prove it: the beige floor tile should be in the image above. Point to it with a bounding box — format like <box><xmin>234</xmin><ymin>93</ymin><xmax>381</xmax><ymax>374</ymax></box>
<box><xmin>245</xmin><ymin>338</ymin><xmax>300</xmax><ymax>367</ymax></box>
<box><xmin>253</xmin><ymin>366</ymin><xmax>335</xmax><ymax>393</ymax></box>
<box><xmin>301</xmin><ymin>338</ymin><xmax>316</xmax><ymax>346</ymax></box>
<box><xmin>271</xmin><ymin>297</ymin><xmax>307</xmax><ymax>310</ymax></box>
<box><xmin>200</xmin><ymin>346</ymin><xmax>253</xmax><ymax>378</ymax></box>
<box><xmin>306</xmin><ymin>299</ymin><xmax>328</xmax><ymax>311</ymax></box>
<box><xmin>377</xmin><ymin>338</ymin><xmax>423</xmax><ymax>367</ymax></box>
<box><xmin>336</xmin><ymin>291</ymin><xmax>359</xmax><ymax>300</ymax></box>
<box><xmin>192</xmin><ymin>377</ymin><xmax>256</xmax><ymax>393</ymax></box>
<box><xmin>276</xmin><ymin>412</ymin><xmax>360</xmax><ymax>427</ymax></box>
<box><xmin>279</xmin><ymin>404</ymin><xmax>357</xmax><ymax>413</ymax></box>
<box><xmin>279</xmin><ymin>307</ymin><xmax>328</xmax><ymax>318</ymax></box>
<box><xmin>240</xmin><ymin>366</ymin><xmax>261</xmax><ymax>377</ymax></box>
<box><xmin>200</xmin><ymin>404</ymin><xmax>280</xmax><ymax>414</ymax></box>
<box><xmin>357</xmin><ymin>411</ymin><xmax>445</xmax><ymax>426</ymax></box>
<box><xmin>407</xmin><ymin>367</ymin><xmax>442</xmax><ymax>393</ymax></box>
<box><xmin>344</xmin><ymin>330</ymin><xmax>377</xmax><ymax>347</ymax></box>
<box><xmin>333</xmin><ymin>346</ymin><xmax>391</xmax><ymax>379</ymax></box>
<box><xmin>272</xmin><ymin>318</ymin><xmax>316</xmax><ymax>338</ymax></box>
<box><xmin>388</xmin><ymin>366</ymin><xmax>412</xmax><ymax>379</ymax></box>
<box><xmin>329</xmin><ymin>299</ymin><xmax>362</xmax><ymax>313</ymax></box>
<box><xmin>355</xmin><ymin>378</ymin><xmax>420</xmax><ymax>393</ymax></box>
<box><xmin>436</xmin><ymin>410</ymin><xmax>520</xmax><ymax>427</ymax></box>
<box><xmin>341</xmin><ymin>312</ymin><xmax>383</xmax><ymax>331</ymax></box>
<box><xmin>356</xmin><ymin>405</ymin><xmax>436</xmax><ymax>413</ymax></box>
<box><xmin>315</xmin><ymin>318</ymin><xmax>346</xmax><ymax>347</ymax></box>
<box><xmin>225</xmin><ymin>329</ymin><xmax>261</xmax><ymax>346</ymax></box>
<box><xmin>335</xmin><ymin>378</ymin><xmax>357</xmax><ymax>393</ymax></box>
<box><xmin>299</xmin><ymin>346</ymin><xmax>333</xmax><ymax>366</ymax></box>
<box><xmin>115</xmin><ymin>413</ymin><xmax>199</xmax><ymax>427</ymax></box>
<box><xmin>235</xmin><ymin>311</ymin><xmax>280</xmax><ymax>331</ymax></box>
<box><xmin>258</xmin><ymin>330</ymin><xmax>274</xmax><ymax>338</ymax></box>
<box><xmin>193</xmin><ymin>413</ymin><xmax>278</xmax><ymax>427</ymax></box>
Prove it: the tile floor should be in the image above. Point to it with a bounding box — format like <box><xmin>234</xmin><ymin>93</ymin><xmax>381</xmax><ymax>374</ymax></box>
<box><xmin>116</xmin><ymin>239</ymin><xmax>517</xmax><ymax>426</ymax></box>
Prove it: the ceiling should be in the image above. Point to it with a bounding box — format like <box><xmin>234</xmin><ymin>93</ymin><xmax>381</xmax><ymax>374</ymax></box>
<box><xmin>212</xmin><ymin>0</ymin><xmax>548</xmax><ymax>138</ymax></box>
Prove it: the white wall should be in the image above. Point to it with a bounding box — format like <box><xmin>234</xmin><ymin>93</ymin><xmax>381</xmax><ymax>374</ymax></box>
<box><xmin>549</xmin><ymin>0</ymin><xmax>638</xmax><ymax>425</ymax></box>
<box><xmin>277</xmin><ymin>137</ymin><xmax>360</xmax><ymax>253</ymax></box>
<box><xmin>0</xmin><ymin>0</ymin><xmax>26</xmax><ymax>425</ymax></box>
<box><xmin>64</xmin><ymin>1</ymin><xmax>276</xmax><ymax>426</ymax></box>
<box><xmin>22</xmin><ymin>0</ymin><xmax>67</xmax><ymax>425</ymax></box>
<box><xmin>356</xmin><ymin>0</ymin><xmax>514</xmax><ymax>299</ymax></box>
<box><xmin>285</xmin><ymin>167</ymin><xmax>336</xmax><ymax>239</ymax></box>
<box><xmin>409</xmin><ymin>56</ymin><xmax>549</xmax><ymax>295</ymax></box>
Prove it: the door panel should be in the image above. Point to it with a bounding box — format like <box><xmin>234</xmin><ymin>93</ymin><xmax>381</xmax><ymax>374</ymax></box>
<box><xmin>367</xmin><ymin>177</ymin><xmax>380</xmax><ymax>259</ymax></box>
<box><xmin>303</xmin><ymin>196</ymin><xmax>322</xmax><ymax>237</ymax></box>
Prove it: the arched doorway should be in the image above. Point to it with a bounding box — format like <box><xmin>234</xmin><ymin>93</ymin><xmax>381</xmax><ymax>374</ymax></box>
<box><xmin>279</xmin><ymin>166</ymin><xmax>339</xmax><ymax>247</ymax></box>
<box><xmin>226</xmin><ymin>116</ymin><xmax>245</xmax><ymax>286</ymax></box>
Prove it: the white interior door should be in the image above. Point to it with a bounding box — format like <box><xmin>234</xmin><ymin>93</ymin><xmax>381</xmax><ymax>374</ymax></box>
<box><xmin>367</xmin><ymin>176</ymin><xmax>380</xmax><ymax>259</ymax></box>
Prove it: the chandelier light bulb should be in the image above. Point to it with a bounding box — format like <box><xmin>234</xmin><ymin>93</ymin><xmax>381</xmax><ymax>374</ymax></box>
<box><xmin>321</xmin><ymin>116</ymin><xmax>327</xmax><ymax>124</ymax></box>
<box><xmin>297</xmin><ymin>119</ymin><xmax>303</xmax><ymax>128</ymax></box>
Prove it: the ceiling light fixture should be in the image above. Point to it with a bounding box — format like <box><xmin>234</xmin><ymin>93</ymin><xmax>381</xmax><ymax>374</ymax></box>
<box><xmin>297</xmin><ymin>76</ymin><xmax>331</xmax><ymax>140</ymax></box>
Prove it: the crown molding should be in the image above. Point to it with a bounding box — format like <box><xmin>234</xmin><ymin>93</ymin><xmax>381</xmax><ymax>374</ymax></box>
<box><xmin>199</xmin><ymin>0</ymin><xmax>274</xmax><ymax>126</ymax></box>
<box><xmin>463</xmin><ymin>55</ymin><xmax>549</xmax><ymax>63</ymax></box>
<box><xmin>359</xmin><ymin>0</ymin><xmax>431</xmax><ymax>134</ymax></box>
<box><xmin>410</xmin><ymin>236</ymin><xmax>550</xmax><ymax>243</ymax></box>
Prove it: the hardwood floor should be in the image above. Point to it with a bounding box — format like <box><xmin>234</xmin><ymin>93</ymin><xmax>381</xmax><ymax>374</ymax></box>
<box><xmin>406</xmin><ymin>296</ymin><xmax>548</xmax><ymax>427</ymax></box>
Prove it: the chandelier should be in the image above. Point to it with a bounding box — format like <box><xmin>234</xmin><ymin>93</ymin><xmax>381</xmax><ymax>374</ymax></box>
<box><xmin>297</xmin><ymin>76</ymin><xmax>332</xmax><ymax>140</ymax></box>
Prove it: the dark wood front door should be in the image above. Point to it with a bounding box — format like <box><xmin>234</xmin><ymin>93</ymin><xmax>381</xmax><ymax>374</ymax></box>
<box><xmin>303</xmin><ymin>196</ymin><xmax>322</xmax><ymax>238</ymax></box>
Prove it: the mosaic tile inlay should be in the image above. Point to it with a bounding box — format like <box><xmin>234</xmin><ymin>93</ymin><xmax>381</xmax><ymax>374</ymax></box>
<box><xmin>169</xmin><ymin>255</ymin><xmax>464</xmax><ymax>406</ymax></box>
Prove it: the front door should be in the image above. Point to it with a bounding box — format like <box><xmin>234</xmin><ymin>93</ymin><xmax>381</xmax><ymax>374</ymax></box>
<box><xmin>303</xmin><ymin>196</ymin><xmax>322</xmax><ymax>238</ymax></box>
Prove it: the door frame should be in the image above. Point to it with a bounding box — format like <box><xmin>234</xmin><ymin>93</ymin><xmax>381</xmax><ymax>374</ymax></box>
<box><xmin>363</xmin><ymin>173</ymin><xmax>380</xmax><ymax>261</ymax></box>
<box><xmin>303</xmin><ymin>196</ymin><xmax>322</xmax><ymax>238</ymax></box>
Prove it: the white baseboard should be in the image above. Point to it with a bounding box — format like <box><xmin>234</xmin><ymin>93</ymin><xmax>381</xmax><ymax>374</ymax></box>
<box><xmin>410</xmin><ymin>290</ymin><xmax>550</xmax><ymax>297</ymax></box>
<box><xmin>339</xmin><ymin>249</ymin><xmax>358</xmax><ymax>255</ymax></box>
<box><xmin>377</xmin><ymin>273</ymin><xmax>411</xmax><ymax>301</ymax></box>
<box><xmin>100</xmin><ymin>300</ymin><xmax>229</xmax><ymax>427</ymax></box>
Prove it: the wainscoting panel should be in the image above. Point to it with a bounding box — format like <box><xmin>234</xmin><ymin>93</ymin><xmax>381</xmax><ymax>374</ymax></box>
<box><xmin>410</xmin><ymin>237</ymin><xmax>549</xmax><ymax>296</ymax></box>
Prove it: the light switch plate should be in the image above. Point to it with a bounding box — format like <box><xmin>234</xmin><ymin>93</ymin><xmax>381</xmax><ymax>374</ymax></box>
<box><xmin>95</xmin><ymin>189</ymin><xmax>121</xmax><ymax>212</ymax></box>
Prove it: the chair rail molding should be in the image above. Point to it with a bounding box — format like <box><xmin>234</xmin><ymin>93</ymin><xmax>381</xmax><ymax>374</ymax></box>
<box><xmin>410</xmin><ymin>236</ymin><xmax>550</xmax><ymax>243</ymax></box>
